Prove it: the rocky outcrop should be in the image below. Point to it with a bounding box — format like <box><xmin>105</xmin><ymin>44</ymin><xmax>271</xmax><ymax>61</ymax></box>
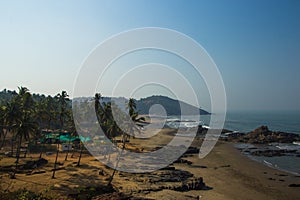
<box><xmin>184</xmin><ymin>147</ymin><xmax>200</xmax><ymax>154</ymax></box>
<box><xmin>173</xmin><ymin>158</ymin><xmax>193</xmax><ymax>165</ymax></box>
<box><xmin>118</xmin><ymin>168</ymin><xmax>209</xmax><ymax>194</ymax></box>
<box><xmin>174</xmin><ymin>177</ymin><xmax>208</xmax><ymax>191</ymax></box>
<box><xmin>229</xmin><ymin>126</ymin><xmax>300</xmax><ymax>144</ymax></box>
<box><xmin>92</xmin><ymin>192</ymin><xmax>131</xmax><ymax>200</ymax></box>
<box><xmin>251</xmin><ymin>149</ymin><xmax>298</xmax><ymax>157</ymax></box>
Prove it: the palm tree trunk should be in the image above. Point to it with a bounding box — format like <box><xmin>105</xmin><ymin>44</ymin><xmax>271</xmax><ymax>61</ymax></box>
<box><xmin>71</xmin><ymin>144</ymin><xmax>75</xmax><ymax>158</ymax></box>
<box><xmin>0</xmin><ymin>129</ymin><xmax>8</xmax><ymax>149</ymax></box>
<box><xmin>11</xmin><ymin>138</ymin><xmax>14</xmax><ymax>157</ymax></box>
<box><xmin>15</xmin><ymin>135</ymin><xmax>22</xmax><ymax>164</ymax></box>
<box><xmin>39</xmin><ymin>144</ymin><xmax>43</xmax><ymax>159</ymax></box>
<box><xmin>64</xmin><ymin>137</ymin><xmax>71</xmax><ymax>161</ymax></box>
<box><xmin>47</xmin><ymin>118</ymin><xmax>51</xmax><ymax>130</ymax></box>
<box><xmin>12</xmin><ymin>135</ymin><xmax>22</xmax><ymax>179</ymax></box>
<box><xmin>107</xmin><ymin>148</ymin><xmax>124</xmax><ymax>186</ymax></box>
<box><xmin>76</xmin><ymin>142</ymin><xmax>83</xmax><ymax>166</ymax></box>
<box><xmin>107</xmin><ymin>134</ymin><xmax>126</xmax><ymax>186</ymax></box>
<box><xmin>52</xmin><ymin>143</ymin><xmax>59</xmax><ymax>179</ymax></box>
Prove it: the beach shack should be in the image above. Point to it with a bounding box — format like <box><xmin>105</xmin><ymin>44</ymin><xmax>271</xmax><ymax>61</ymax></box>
<box><xmin>60</xmin><ymin>143</ymin><xmax>73</xmax><ymax>151</ymax></box>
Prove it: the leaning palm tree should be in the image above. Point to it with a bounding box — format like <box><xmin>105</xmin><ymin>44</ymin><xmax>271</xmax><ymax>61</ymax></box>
<box><xmin>76</xmin><ymin>140</ymin><xmax>84</xmax><ymax>167</ymax></box>
<box><xmin>126</xmin><ymin>98</ymin><xmax>145</xmax><ymax>137</ymax></box>
<box><xmin>106</xmin><ymin>119</ymin><xmax>123</xmax><ymax>186</ymax></box>
<box><xmin>107</xmin><ymin>99</ymin><xmax>144</xmax><ymax>186</ymax></box>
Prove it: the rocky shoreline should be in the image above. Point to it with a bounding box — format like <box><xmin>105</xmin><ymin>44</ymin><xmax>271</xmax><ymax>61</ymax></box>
<box><xmin>213</xmin><ymin>126</ymin><xmax>300</xmax><ymax>157</ymax></box>
<box><xmin>223</xmin><ymin>125</ymin><xmax>300</xmax><ymax>144</ymax></box>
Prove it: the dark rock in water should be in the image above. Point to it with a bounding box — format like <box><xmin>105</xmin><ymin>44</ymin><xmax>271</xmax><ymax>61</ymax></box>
<box><xmin>228</xmin><ymin>126</ymin><xmax>300</xmax><ymax>144</ymax></box>
<box><xmin>197</xmin><ymin>125</ymin><xmax>209</xmax><ymax>135</ymax></box>
<box><xmin>288</xmin><ymin>184</ymin><xmax>300</xmax><ymax>187</ymax></box>
<box><xmin>251</xmin><ymin>149</ymin><xmax>297</xmax><ymax>157</ymax></box>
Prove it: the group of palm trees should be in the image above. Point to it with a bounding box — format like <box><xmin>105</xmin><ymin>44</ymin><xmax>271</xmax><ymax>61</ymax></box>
<box><xmin>93</xmin><ymin>93</ymin><xmax>145</xmax><ymax>185</ymax></box>
<box><xmin>0</xmin><ymin>87</ymin><xmax>144</xmax><ymax>183</ymax></box>
<box><xmin>0</xmin><ymin>87</ymin><xmax>72</xmax><ymax>178</ymax></box>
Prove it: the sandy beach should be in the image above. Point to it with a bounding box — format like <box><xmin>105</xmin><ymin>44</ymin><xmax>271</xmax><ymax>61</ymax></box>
<box><xmin>129</xmin><ymin>129</ymin><xmax>300</xmax><ymax>200</ymax></box>
<box><xmin>1</xmin><ymin>127</ymin><xmax>299</xmax><ymax>200</ymax></box>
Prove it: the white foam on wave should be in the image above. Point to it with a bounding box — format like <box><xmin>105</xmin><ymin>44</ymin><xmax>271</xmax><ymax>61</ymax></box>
<box><xmin>293</xmin><ymin>141</ymin><xmax>300</xmax><ymax>146</ymax></box>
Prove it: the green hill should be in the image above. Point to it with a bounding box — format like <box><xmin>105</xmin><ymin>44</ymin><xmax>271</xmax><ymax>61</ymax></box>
<box><xmin>136</xmin><ymin>95</ymin><xmax>210</xmax><ymax>115</ymax></box>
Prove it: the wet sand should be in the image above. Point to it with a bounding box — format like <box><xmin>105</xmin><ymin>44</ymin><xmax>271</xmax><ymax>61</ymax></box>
<box><xmin>129</xmin><ymin>130</ymin><xmax>300</xmax><ymax>200</ymax></box>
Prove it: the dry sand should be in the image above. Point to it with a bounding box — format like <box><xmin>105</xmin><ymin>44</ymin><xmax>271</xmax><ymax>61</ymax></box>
<box><xmin>0</xmin><ymin>127</ymin><xmax>299</xmax><ymax>200</ymax></box>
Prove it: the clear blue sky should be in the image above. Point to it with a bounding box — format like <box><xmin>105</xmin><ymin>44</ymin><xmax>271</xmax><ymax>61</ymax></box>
<box><xmin>0</xmin><ymin>0</ymin><xmax>299</xmax><ymax>111</ymax></box>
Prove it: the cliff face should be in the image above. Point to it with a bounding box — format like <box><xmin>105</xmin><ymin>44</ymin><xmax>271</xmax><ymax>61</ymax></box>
<box><xmin>136</xmin><ymin>95</ymin><xmax>210</xmax><ymax>116</ymax></box>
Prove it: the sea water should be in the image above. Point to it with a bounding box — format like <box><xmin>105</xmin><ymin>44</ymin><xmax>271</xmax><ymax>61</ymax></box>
<box><xmin>217</xmin><ymin>110</ymin><xmax>300</xmax><ymax>134</ymax></box>
<box><xmin>165</xmin><ymin>110</ymin><xmax>300</xmax><ymax>175</ymax></box>
<box><xmin>166</xmin><ymin>110</ymin><xmax>300</xmax><ymax>134</ymax></box>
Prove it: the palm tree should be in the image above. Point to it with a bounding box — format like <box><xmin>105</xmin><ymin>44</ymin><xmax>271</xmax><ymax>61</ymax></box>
<box><xmin>64</xmin><ymin>111</ymin><xmax>75</xmax><ymax>161</ymax></box>
<box><xmin>126</xmin><ymin>98</ymin><xmax>145</xmax><ymax>137</ymax></box>
<box><xmin>11</xmin><ymin>87</ymin><xmax>37</xmax><ymax>178</ymax></box>
<box><xmin>45</xmin><ymin>96</ymin><xmax>58</xmax><ymax>129</ymax></box>
<box><xmin>0</xmin><ymin>105</ymin><xmax>11</xmax><ymax>150</ymax></box>
<box><xmin>100</xmin><ymin>102</ymin><xmax>113</xmax><ymax>128</ymax></box>
<box><xmin>52</xmin><ymin>91</ymin><xmax>69</xmax><ymax>179</ymax></box>
<box><xmin>94</xmin><ymin>93</ymin><xmax>102</xmax><ymax>120</ymax></box>
<box><xmin>13</xmin><ymin>117</ymin><xmax>38</xmax><ymax>171</ymax></box>
<box><xmin>106</xmin><ymin>120</ymin><xmax>123</xmax><ymax>186</ymax></box>
<box><xmin>127</xmin><ymin>98</ymin><xmax>136</xmax><ymax>118</ymax></box>
<box><xmin>52</xmin><ymin>142</ymin><xmax>60</xmax><ymax>179</ymax></box>
<box><xmin>0</xmin><ymin>100</ymin><xmax>22</xmax><ymax>154</ymax></box>
<box><xmin>56</xmin><ymin>91</ymin><xmax>70</xmax><ymax>129</ymax></box>
<box><xmin>107</xmin><ymin>99</ymin><xmax>145</xmax><ymax>186</ymax></box>
<box><xmin>35</xmin><ymin>96</ymin><xmax>57</xmax><ymax>159</ymax></box>
<box><xmin>76</xmin><ymin>140</ymin><xmax>84</xmax><ymax>167</ymax></box>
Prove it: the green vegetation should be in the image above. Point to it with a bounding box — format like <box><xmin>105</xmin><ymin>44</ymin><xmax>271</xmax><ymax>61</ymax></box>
<box><xmin>0</xmin><ymin>87</ymin><xmax>145</xmax><ymax>188</ymax></box>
